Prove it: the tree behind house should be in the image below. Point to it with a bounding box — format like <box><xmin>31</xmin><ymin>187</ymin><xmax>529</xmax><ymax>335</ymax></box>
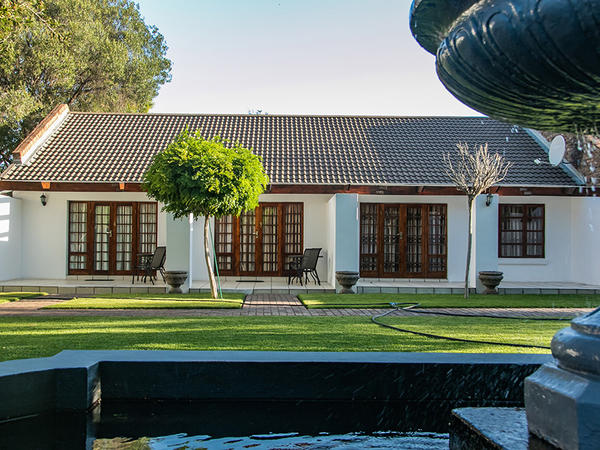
<box><xmin>0</xmin><ymin>0</ymin><xmax>172</xmax><ymax>168</ymax></box>
<box><xmin>444</xmin><ymin>143</ymin><xmax>511</xmax><ymax>298</ymax></box>
<box><xmin>142</xmin><ymin>131</ymin><xmax>269</xmax><ymax>299</ymax></box>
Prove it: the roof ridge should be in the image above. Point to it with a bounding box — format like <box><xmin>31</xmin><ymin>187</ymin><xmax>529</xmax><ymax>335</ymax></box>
<box><xmin>68</xmin><ymin>110</ymin><xmax>490</xmax><ymax>120</ymax></box>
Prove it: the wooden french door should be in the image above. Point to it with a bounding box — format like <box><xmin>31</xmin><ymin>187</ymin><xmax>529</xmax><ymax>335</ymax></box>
<box><xmin>68</xmin><ymin>201</ymin><xmax>157</xmax><ymax>275</ymax></box>
<box><xmin>360</xmin><ymin>203</ymin><xmax>447</xmax><ymax>278</ymax></box>
<box><xmin>214</xmin><ymin>203</ymin><xmax>303</xmax><ymax>277</ymax></box>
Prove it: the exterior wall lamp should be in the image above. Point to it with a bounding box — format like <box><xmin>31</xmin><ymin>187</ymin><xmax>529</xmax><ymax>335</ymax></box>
<box><xmin>485</xmin><ymin>192</ymin><xmax>493</xmax><ymax>207</ymax></box>
<box><xmin>40</xmin><ymin>193</ymin><xmax>47</xmax><ymax>206</ymax></box>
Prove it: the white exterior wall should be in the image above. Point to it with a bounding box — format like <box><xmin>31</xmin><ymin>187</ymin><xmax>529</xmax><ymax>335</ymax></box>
<box><xmin>326</xmin><ymin>195</ymin><xmax>337</xmax><ymax>286</ymax></box>
<box><xmin>358</xmin><ymin>194</ymin><xmax>469</xmax><ymax>282</ymax></box>
<box><xmin>0</xmin><ymin>195</ymin><xmax>22</xmax><ymax>281</ymax></box>
<box><xmin>11</xmin><ymin>191</ymin><xmax>167</xmax><ymax>279</ymax></box>
<box><xmin>5</xmin><ymin>189</ymin><xmax>599</xmax><ymax>286</ymax></box>
<box><xmin>498</xmin><ymin>196</ymin><xmax>573</xmax><ymax>282</ymax></box>
<box><xmin>570</xmin><ymin>197</ymin><xmax>600</xmax><ymax>285</ymax></box>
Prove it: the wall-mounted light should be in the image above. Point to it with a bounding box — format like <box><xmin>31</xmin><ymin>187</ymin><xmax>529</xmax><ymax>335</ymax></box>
<box><xmin>485</xmin><ymin>192</ymin><xmax>493</xmax><ymax>207</ymax></box>
<box><xmin>40</xmin><ymin>193</ymin><xmax>47</xmax><ymax>206</ymax></box>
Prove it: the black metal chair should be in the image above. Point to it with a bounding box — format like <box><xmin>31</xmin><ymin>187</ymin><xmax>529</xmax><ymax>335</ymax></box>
<box><xmin>132</xmin><ymin>246</ymin><xmax>166</xmax><ymax>285</ymax></box>
<box><xmin>288</xmin><ymin>248</ymin><xmax>322</xmax><ymax>286</ymax></box>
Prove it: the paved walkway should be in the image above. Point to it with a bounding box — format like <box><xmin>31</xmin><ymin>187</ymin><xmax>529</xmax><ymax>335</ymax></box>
<box><xmin>0</xmin><ymin>294</ymin><xmax>592</xmax><ymax>319</ymax></box>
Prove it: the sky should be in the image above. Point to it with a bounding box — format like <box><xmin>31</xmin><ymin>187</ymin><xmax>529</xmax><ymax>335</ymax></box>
<box><xmin>136</xmin><ymin>0</ymin><xmax>480</xmax><ymax>117</ymax></box>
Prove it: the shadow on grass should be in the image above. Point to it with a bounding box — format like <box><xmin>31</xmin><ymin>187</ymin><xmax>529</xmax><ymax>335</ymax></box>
<box><xmin>0</xmin><ymin>316</ymin><xmax>564</xmax><ymax>362</ymax></box>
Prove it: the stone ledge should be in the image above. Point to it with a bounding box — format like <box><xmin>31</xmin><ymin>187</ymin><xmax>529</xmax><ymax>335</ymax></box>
<box><xmin>0</xmin><ymin>351</ymin><xmax>551</xmax><ymax>421</ymax></box>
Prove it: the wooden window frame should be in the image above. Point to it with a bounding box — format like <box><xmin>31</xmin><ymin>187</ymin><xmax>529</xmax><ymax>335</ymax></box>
<box><xmin>498</xmin><ymin>204</ymin><xmax>545</xmax><ymax>258</ymax></box>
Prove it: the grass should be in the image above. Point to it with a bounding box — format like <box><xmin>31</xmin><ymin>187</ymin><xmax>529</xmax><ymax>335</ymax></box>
<box><xmin>0</xmin><ymin>315</ymin><xmax>568</xmax><ymax>361</ymax></box>
<box><xmin>43</xmin><ymin>293</ymin><xmax>245</xmax><ymax>310</ymax></box>
<box><xmin>298</xmin><ymin>293</ymin><xmax>600</xmax><ymax>309</ymax></box>
<box><xmin>0</xmin><ymin>292</ymin><xmax>46</xmax><ymax>304</ymax></box>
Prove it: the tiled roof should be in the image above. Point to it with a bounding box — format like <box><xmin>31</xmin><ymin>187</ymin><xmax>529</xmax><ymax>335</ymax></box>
<box><xmin>1</xmin><ymin>112</ymin><xmax>578</xmax><ymax>186</ymax></box>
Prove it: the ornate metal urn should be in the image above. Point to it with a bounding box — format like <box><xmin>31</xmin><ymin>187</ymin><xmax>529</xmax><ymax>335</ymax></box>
<box><xmin>410</xmin><ymin>0</ymin><xmax>600</xmax><ymax>133</ymax></box>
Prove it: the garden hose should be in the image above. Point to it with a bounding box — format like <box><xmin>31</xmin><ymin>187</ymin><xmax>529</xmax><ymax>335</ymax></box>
<box><xmin>369</xmin><ymin>302</ymin><xmax>572</xmax><ymax>350</ymax></box>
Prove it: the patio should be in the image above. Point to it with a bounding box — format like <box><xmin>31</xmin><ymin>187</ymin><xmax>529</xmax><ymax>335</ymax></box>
<box><xmin>0</xmin><ymin>277</ymin><xmax>598</xmax><ymax>296</ymax></box>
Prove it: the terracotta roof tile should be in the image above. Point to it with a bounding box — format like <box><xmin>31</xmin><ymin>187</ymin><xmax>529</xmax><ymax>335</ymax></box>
<box><xmin>1</xmin><ymin>112</ymin><xmax>576</xmax><ymax>186</ymax></box>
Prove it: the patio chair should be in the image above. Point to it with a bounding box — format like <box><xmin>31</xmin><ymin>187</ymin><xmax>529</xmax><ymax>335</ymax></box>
<box><xmin>132</xmin><ymin>246</ymin><xmax>166</xmax><ymax>285</ymax></box>
<box><xmin>288</xmin><ymin>248</ymin><xmax>322</xmax><ymax>286</ymax></box>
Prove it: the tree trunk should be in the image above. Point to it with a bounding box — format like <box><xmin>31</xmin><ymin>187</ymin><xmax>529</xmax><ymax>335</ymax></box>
<box><xmin>464</xmin><ymin>196</ymin><xmax>475</xmax><ymax>299</ymax></box>
<box><xmin>204</xmin><ymin>215</ymin><xmax>218</xmax><ymax>299</ymax></box>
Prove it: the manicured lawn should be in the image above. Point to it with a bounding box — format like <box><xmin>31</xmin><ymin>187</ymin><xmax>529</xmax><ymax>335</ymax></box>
<box><xmin>0</xmin><ymin>316</ymin><xmax>568</xmax><ymax>361</ymax></box>
<box><xmin>0</xmin><ymin>292</ymin><xmax>45</xmax><ymax>304</ymax></box>
<box><xmin>43</xmin><ymin>293</ymin><xmax>245</xmax><ymax>310</ymax></box>
<box><xmin>298</xmin><ymin>293</ymin><xmax>600</xmax><ymax>309</ymax></box>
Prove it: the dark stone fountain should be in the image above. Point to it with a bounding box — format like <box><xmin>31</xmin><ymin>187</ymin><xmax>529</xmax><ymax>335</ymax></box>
<box><xmin>410</xmin><ymin>1</ymin><xmax>600</xmax><ymax>448</ymax></box>
<box><xmin>410</xmin><ymin>0</ymin><xmax>600</xmax><ymax>134</ymax></box>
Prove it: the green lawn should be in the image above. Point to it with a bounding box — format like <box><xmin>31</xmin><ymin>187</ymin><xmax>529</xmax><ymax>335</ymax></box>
<box><xmin>0</xmin><ymin>292</ymin><xmax>45</xmax><ymax>304</ymax></box>
<box><xmin>0</xmin><ymin>315</ymin><xmax>568</xmax><ymax>361</ymax></box>
<box><xmin>43</xmin><ymin>293</ymin><xmax>245</xmax><ymax>310</ymax></box>
<box><xmin>298</xmin><ymin>293</ymin><xmax>600</xmax><ymax>309</ymax></box>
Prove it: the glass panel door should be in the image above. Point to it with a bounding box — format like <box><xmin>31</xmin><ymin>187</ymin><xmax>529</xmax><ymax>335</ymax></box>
<box><xmin>215</xmin><ymin>215</ymin><xmax>234</xmax><ymax>274</ymax></box>
<box><xmin>239</xmin><ymin>210</ymin><xmax>256</xmax><ymax>274</ymax></box>
<box><xmin>359</xmin><ymin>204</ymin><xmax>379</xmax><ymax>276</ymax></box>
<box><xmin>115</xmin><ymin>205</ymin><xmax>133</xmax><ymax>272</ymax></box>
<box><xmin>94</xmin><ymin>204</ymin><xmax>111</xmax><ymax>273</ymax></box>
<box><xmin>405</xmin><ymin>205</ymin><xmax>423</xmax><ymax>274</ymax></box>
<box><xmin>68</xmin><ymin>202</ymin><xmax>88</xmax><ymax>273</ymax></box>
<box><xmin>283</xmin><ymin>203</ymin><xmax>303</xmax><ymax>275</ymax></box>
<box><xmin>261</xmin><ymin>205</ymin><xmax>279</xmax><ymax>274</ymax></box>
<box><xmin>383</xmin><ymin>206</ymin><xmax>401</xmax><ymax>274</ymax></box>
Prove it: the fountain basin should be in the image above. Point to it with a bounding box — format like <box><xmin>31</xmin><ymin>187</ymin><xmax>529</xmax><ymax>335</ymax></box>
<box><xmin>410</xmin><ymin>0</ymin><xmax>600</xmax><ymax>133</ymax></box>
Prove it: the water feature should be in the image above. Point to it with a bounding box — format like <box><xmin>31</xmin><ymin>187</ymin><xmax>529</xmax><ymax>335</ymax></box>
<box><xmin>1</xmin><ymin>400</ymin><xmax>450</xmax><ymax>449</ymax></box>
<box><xmin>410</xmin><ymin>0</ymin><xmax>600</xmax><ymax>135</ymax></box>
<box><xmin>0</xmin><ymin>351</ymin><xmax>547</xmax><ymax>449</ymax></box>
<box><xmin>410</xmin><ymin>0</ymin><xmax>600</xmax><ymax>446</ymax></box>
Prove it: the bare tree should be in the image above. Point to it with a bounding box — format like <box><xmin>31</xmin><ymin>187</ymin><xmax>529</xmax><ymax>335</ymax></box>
<box><xmin>444</xmin><ymin>143</ymin><xmax>512</xmax><ymax>298</ymax></box>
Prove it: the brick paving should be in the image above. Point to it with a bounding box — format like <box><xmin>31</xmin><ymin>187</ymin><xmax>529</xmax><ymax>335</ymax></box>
<box><xmin>0</xmin><ymin>295</ymin><xmax>592</xmax><ymax>319</ymax></box>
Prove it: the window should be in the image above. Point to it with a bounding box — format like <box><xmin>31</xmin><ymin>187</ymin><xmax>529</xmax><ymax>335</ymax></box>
<box><xmin>499</xmin><ymin>204</ymin><xmax>545</xmax><ymax>258</ymax></box>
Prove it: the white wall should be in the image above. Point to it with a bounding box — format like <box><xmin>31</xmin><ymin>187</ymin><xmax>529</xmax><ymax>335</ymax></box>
<box><xmin>0</xmin><ymin>195</ymin><xmax>22</xmax><ymax>281</ymax></box>
<box><xmin>12</xmin><ymin>191</ymin><xmax>164</xmax><ymax>279</ymax></box>
<box><xmin>570</xmin><ymin>197</ymin><xmax>600</xmax><ymax>285</ymax></box>
<box><xmin>11</xmin><ymin>189</ymin><xmax>595</xmax><ymax>285</ymax></box>
<box><xmin>472</xmin><ymin>194</ymin><xmax>499</xmax><ymax>290</ymax></box>
<box><xmin>498</xmin><ymin>196</ymin><xmax>573</xmax><ymax>282</ymax></box>
<box><xmin>327</xmin><ymin>195</ymin><xmax>336</xmax><ymax>285</ymax></box>
<box><xmin>358</xmin><ymin>195</ymin><xmax>469</xmax><ymax>282</ymax></box>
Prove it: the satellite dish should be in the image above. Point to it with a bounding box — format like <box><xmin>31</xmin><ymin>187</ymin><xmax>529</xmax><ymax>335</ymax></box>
<box><xmin>549</xmin><ymin>135</ymin><xmax>566</xmax><ymax>166</ymax></box>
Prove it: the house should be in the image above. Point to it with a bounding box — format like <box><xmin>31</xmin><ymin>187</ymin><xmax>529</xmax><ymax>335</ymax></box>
<box><xmin>0</xmin><ymin>104</ymin><xmax>598</xmax><ymax>293</ymax></box>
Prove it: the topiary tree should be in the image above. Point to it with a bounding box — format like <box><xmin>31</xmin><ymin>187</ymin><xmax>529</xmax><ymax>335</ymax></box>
<box><xmin>142</xmin><ymin>130</ymin><xmax>269</xmax><ymax>298</ymax></box>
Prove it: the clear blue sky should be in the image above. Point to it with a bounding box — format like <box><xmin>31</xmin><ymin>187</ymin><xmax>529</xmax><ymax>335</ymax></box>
<box><xmin>136</xmin><ymin>0</ymin><xmax>479</xmax><ymax>116</ymax></box>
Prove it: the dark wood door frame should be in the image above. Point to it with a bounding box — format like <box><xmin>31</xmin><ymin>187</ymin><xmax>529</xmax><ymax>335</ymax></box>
<box><xmin>215</xmin><ymin>202</ymin><xmax>304</xmax><ymax>277</ymax></box>
<box><xmin>68</xmin><ymin>201</ymin><xmax>156</xmax><ymax>275</ymax></box>
<box><xmin>359</xmin><ymin>203</ymin><xmax>447</xmax><ymax>278</ymax></box>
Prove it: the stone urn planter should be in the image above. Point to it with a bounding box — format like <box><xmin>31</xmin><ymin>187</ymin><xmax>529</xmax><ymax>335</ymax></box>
<box><xmin>335</xmin><ymin>271</ymin><xmax>360</xmax><ymax>294</ymax></box>
<box><xmin>478</xmin><ymin>271</ymin><xmax>503</xmax><ymax>295</ymax></box>
<box><xmin>164</xmin><ymin>271</ymin><xmax>188</xmax><ymax>294</ymax></box>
